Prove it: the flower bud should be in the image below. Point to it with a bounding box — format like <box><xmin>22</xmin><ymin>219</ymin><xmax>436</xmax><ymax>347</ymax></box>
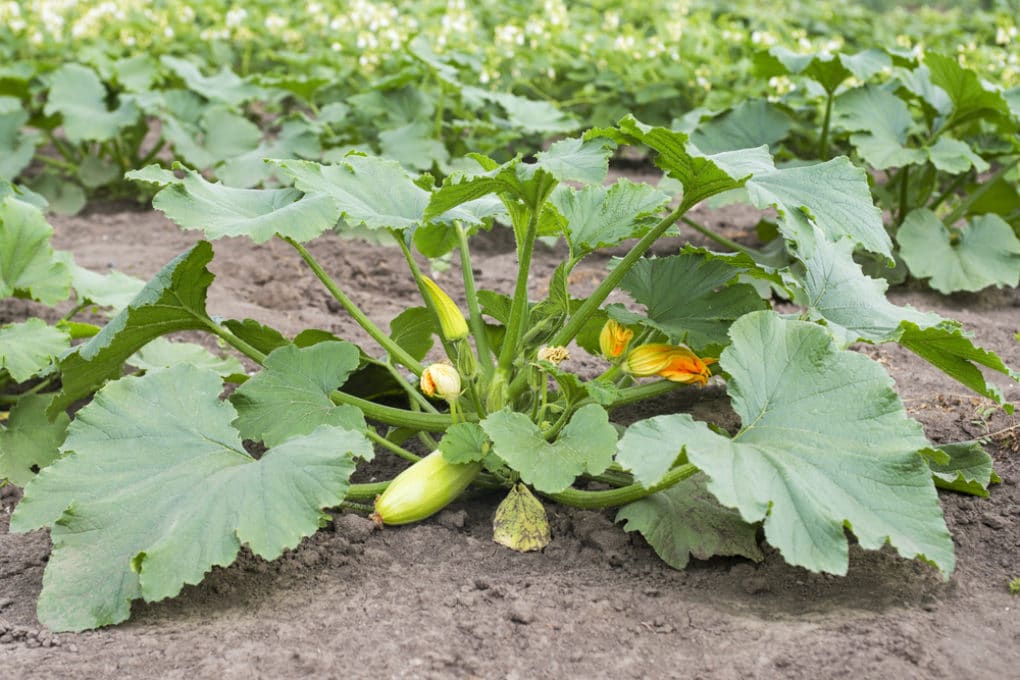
<box><xmin>599</xmin><ymin>319</ymin><xmax>634</xmax><ymax>358</ymax></box>
<box><xmin>420</xmin><ymin>363</ymin><xmax>462</xmax><ymax>402</ymax></box>
<box><xmin>625</xmin><ymin>343</ymin><xmax>716</xmax><ymax>385</ymax></box>
<box><xmin>421</xmin><ymin>276</ymin><xmax>469</xmax><ymax>341</ymax></box>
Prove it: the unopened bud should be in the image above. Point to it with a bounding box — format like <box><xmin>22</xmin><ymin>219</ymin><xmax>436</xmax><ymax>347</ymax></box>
<box><xmin>421</xmin><ymin>363</ymin><xmax>462</xmax><ymax>402</ymax></box>
<box><xmin>421</xmin><ymin>276</ymin><xmax>469</xmax><ymax>341</ymax></box>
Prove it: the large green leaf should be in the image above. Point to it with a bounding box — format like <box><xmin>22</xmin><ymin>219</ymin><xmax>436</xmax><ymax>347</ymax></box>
<box><xmin>0</xmin><ymin>96</ymin><xmax>35</xmax><ymax>181</ymax></box>
<box><xmin>617</xmin><ymin>473</ymin><xmax>764</xmax><ymax>569</ymax></box>
<box><xmin>834</xmin><ymin>86</ymin><xmax>927</xmax><ymax>169</ymax></box>
<box><xmin>481</xmin><ymin>404</ymin><xmax>617</xmax><ymax>493</ymax></box>
<box><xmin>378</xmin><ymin>121</ymin><xmax>449</xmax><ymax>171</ymax></box>
<box><xmin>50</xmin><ymin>241</ymin><xmax>218</xmax><ymax>414</ymax></box>
<box><xmin>11</xmin><ymin>365</ymin><xmax>371</xmax><ymax>632</ymax></box>
<box><xmin>552</xmin><ymin>179</ymin><xmax>669</xmax><ymax>256</ymax></box>
<box><xmin>605</xmin><ymin>116</ymin><xmax>748</xmax><ymax>207</ymax></box>
<box><xmin>150</xmin><ymin>168</ymin><xmax>340</xmax><ymax>244</ymax></box>
<box><xmin>897</xmin><ymin>209</ymin><xmax>1020</xmax><ymax>293</ymax></box>
<box><xmin>43</xmin><ymin>64</ymin><xmax>139</xmax><ymax>144</ymax></box>
<box><xmin>0</xmin><ymin>394</ymin><xmax>70</xmax><ymax>487</ymax></box>
<box><xmin>611</xmin><ymin>253</ymin><xmax>767</xmax><ymax>352</ymax></box>
<box><xmin>128</xmin><ymin>338</ymin><xmax>245</xmax><ymax>377</ymax></box>
<box><xmin>231</xmin><ymin>342</ymin><xmax>366</xmax><ymax>447</ymax></box>
<box><xmin>689</xmin><ymin>99</ymin><xmax>793</xmax><ymax>154</ymax></box>
<box><xmin>68</xmin><ymin>262</ymin><xmax>146</xmax><ymax>310</ymax></box>
<box><xmin>925</xmin><ymin>53</ymin><xmax>1012</xmax><ymax>128</ymax></box>
<box><xmin>162</xmin><ymin>107</ymin><xmax>262</xmax><ymax>171</ymax></box>
<box><xmin>744</xmin><ymin>157</ymin><xmax>890</xmax><ymax>258</ymax></box>
<box><xmin>0</xmin><ymin>319</ymin><xmax>69</xmax><ymax>382</ymax></box>
<box><xmin>533</xmin><ymin>136</ymin><xmax>616</xmax><ymax>184</ymax></box>
<box><xmin>389</xmin><ymin>307</ymin><xmax>436</xmax><ymax>362</ymax></box>
<box><xmin>795</xmin><ymin>236</ymin><xmax>1016</xmax><ymax>405</ymax></box>
<box><xmin>639</xmin><ymin>311</ymin><xmax>954</xmax><ymax>576</ymax></box>
<box><xmin>161</xmin><ymin>56</ymin><xmax>263</xmax><ymax>107</ymax></box>
<box><xmin>275</xmin><ymin>156</ymin><xmax>427</xmax><ymax>232</ymax></box>
<box><xmin>0</xmin><ymin>196</ymin><xmax>72</xmax><ymax>304</ymax></box>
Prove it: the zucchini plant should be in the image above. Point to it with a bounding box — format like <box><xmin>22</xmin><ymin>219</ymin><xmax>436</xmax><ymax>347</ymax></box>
<box><xmin>3</xmin><ymin>118</ymin><xmax>1015</xmax><ymax>633</ymax></box>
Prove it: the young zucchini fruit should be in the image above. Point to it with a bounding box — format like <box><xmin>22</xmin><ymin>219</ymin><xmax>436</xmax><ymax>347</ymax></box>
<box><xmin>371</xmin><ymin>450</ymin><xmax>483</xmax><ymax>526</ymax></box>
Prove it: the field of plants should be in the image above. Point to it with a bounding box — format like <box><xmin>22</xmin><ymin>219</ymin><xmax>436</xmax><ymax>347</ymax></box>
<box><xmin>2</xmin><ymin>0</ymin><xmax>1019</xmax><ymax>676</ymax></box>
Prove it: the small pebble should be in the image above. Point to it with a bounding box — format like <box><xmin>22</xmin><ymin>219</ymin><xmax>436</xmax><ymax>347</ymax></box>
<box><xmin>333</xmin><ymin>513</ymin><xmax>377</xmax><ymax>543</ymax></box>
<box><xmin>508</xmin><ymin>602</ymin><xmax>535</xmax><ymax>625</ymax></box>
<box><xmin>436</xmin><ymin>509</ymin><xmax>467</xmax><ymax>530</ymax></box>
<box><xmin>980</xmin><ymin>512</ymin><xmax>1008</xmax><ymax>530</ymax></box>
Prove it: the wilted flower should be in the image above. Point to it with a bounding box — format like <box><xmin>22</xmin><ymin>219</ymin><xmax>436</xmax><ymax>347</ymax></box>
<box><xmin>421</xmin><ymin>276</ymin><xmax>469</xmax><ymax>341</ymax></box>
<box><xmin>598</xmin><ymin>319</ymin><xmax>633</xmax><ymax>358</ymax></box>
<box><xmin>537</xmin><ymin>345</ymin><xmax>570</xmax><ymax>365</ymax></box>
<box><xmin>625</xmin><ymin>343</ymin><xmax>716</xmax><ymax>385</ymax></box>
<box><xmin>420</xmin><ymin>363</ymin><xmax>462</xmax><ymax>401</ymax></box>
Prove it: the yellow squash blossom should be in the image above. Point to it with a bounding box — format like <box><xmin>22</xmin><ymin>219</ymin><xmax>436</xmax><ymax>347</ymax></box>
<box><xmin>625</xmin><ymin>343</ymin><xmax>716</xmax><ymax>385</ymax></box>
<box><xmin>598</xmin><ymin>319</ymin><xmax>634</xmax><ymax>358</ymax></box>
<box><xmin>421</xmin><ymin>276</ymin><xmax>469</xmax><ymax>341</ymax></box>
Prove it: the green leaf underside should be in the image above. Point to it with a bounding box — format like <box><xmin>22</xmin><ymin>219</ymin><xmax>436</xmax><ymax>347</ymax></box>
<box><xmin>0</xmin><ymin>196</ymin><xmax>72</xmax><ymax>305</ymax></box>
<box><xmin>231</xmin><ymin>342</ymin><xmax>366</xmax><ymax>448</ymax></box>
<box><xmin>50</xmin><ymin>241</ymin><xmax>217</xmax><ymax>414</ymax></box>
<box><xmin>617</xmin><ymin>473</ymin><xmax>764</xmax><ymax>569</ymax></box>
<box><xmin>11</xmin><ymin>365</ymin><xmax>371</xmax><ymax>632</ymax></box>
<box><xmin>481</xmin><ymin>404</ymin><xmax>617</xmax><ymax>493</ymax></box>
<box><xmin>128</xmin><ymin>338</ymin><xmax>244</xmax><ymax>377</ymax></box>
<box><xmin>0</xmin><ymin>394</ymin><xmax>70</xmax><ymax>487</ymax></box>
<box><xmin>0</xmin><ymin>319</ymin><xmax>69</xmax><ymax>382</ymax></box>
<box><xmin>151</xmin><ymin>168</ymin><xmax>340</xmax><ymax>244</ymax></box>
<box><xmin>439</xmin><ymin>422</ymin><xmax>489</xmax><ymax>464</ymax></box>
<box><xmin>632</xmin><ymin>311</ymin><xmax>953</xmax><ymax>576</ymax></box>
<box><xmin>613</xmin><ymin>253</ymin><xmax>767</xmax><ymax>351</ymax></box>
<box><xmin>897</xmin><ymin>209</ymin><xmax>1020</xmax><ymax>294</ymax></box>
<box><xmin>929</xmin><ymin>441</ymin><xmax>997</xmax><ymax>497</ymax></box>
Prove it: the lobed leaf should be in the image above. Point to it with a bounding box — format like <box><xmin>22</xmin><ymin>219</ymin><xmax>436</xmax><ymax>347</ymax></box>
<box><xmin>11</xmin><ymin>365</ymin><xmax>370</xmax><ymax>632</ymax></box>
<box><xmin>0</xmin><ymin>394</ymin><xmax>70</xmax><ymax>487</ymax></box>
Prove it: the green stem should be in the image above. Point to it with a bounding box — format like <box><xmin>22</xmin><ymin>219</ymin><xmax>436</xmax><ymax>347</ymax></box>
<box><xmin>549</xmin><ymin>204</ymin><xmax>686</xmax><ymax>348</ymax></box>
<box><xmin>896</xmin><ymin>165</ymin><xmax>911</xmax><ymax>226</ymax></box>
<box><xmin>497</xmin><ymin>209</ymin><xmax>540</xmax><ymax>376</ymax></box>
<box><xmin>366</xmin><ymin>428</ymin><xmax>421</xmax><ymax>463</ymax></box>
<box><xmin>285</xmin><ymin>237</ymin><xmax>424</xmax><ymax>376</ymax></box>
<box><xmin>818</xmin><ymin>92</ymin><xmax>834</xmax><ymax>160</ymax></box>
<box><xmin>200</xmin><ymin>318</ymin><xmax>268</xmax><ymax>365</ymax></box>
<box><xmin>928</xmin><ymin>170</ymin><xmax>970</xmax><ymax>213</ymax></box>
<box><xmin>346</xmin><ymin>481</ymin><xmax>390</xmax><ymax>501</ymax></box>
<box><xmin>138</xmin><ymin>138</ymin><xmax>168</xmax><ymax>167</ymax></box>
<box><xmin>455</xmin><ymin>222</ymin><xmax>495</xmax><ymax>377</ymax></box>
<box><xmin>37</xmin><ymin>154</ymin><xmax>78</xmax><ymax>173</ymax></box>
<box><xmin>547</xmin><ymin>463</ymin><xmax>699</xmax><ymax>509</ymax></box>
<box><xmin>329</xmin><ymin>390</ymin><xmax>456</xmax><ymax>431</ymax></box>
<box><xmin>682</xmin><ymin>216</ymin><xmax>757</xmax><ymax>255</ymax></box>
<box><xmin>942</xmin><ymin>158</ymin><xmax>1020</xmax><ymax>226</ymax></box>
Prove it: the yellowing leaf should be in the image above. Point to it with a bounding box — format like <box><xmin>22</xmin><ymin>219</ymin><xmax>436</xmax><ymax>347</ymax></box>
<box><xmin>492</xmin><ymin>484</ymin><xmax>551</xmax><ymax>553</ymax></box>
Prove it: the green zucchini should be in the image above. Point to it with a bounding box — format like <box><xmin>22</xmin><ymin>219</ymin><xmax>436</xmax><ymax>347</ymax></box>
<box><xmin>371</xmin><ymin>450</ymin><xmax>483</xmax><ymax>526</ymax></box>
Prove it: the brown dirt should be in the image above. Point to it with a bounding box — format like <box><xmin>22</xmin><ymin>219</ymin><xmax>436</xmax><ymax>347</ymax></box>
<box><xmin>2</xmin><ymin>204</ymin><xmax>1019</xmax><ymax>680</ymax></box>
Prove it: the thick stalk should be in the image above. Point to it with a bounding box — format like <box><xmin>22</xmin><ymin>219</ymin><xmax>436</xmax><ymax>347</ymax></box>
<box><xmin>548</xmin><ymin>204</ymin><xmax>686</xmax><ymax>351</ymax></box>
<box><xmin>896</xmin><ymin>165</ymin><xmax>911</xmax><ymax>226</ymax></box>
<box><xmin>497</xmin><ymin>209</ymin><xmax>540</xmax><ymax>376</ymax></box>
<box><xmin>455</xmin><ymin>222</ymin><xmax>495</xmax><ymax>377</ymax></box>
<box><xmin>547</xmin><ymin>463</ymin><xmax>699</xmax><ymax>509</ymax></box>
<box><xmin>285</xmin><ymin>237</ymin><xmax>425</xmax><ymax>376</ymax></box>
<box><xmin>366</xmin><ymin>428</ymin><xmax>421</xmax><ymax>463</ymax></box>
<box><xmin>818</xmin><ymin>92</ymin><xmax>834</xmax><ymax>161</ymax></box>
<box><xmin>346</xmin><ymin>481</ymin><xmax>390</xmax><ymax>501</ymax></box>
<box><xmin>682</xmin><ymin>217</ymin><xmax>757</xmax><ymax>255</ymax></box>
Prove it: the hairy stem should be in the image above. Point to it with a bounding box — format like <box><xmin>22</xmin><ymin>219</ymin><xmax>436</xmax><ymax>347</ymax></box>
<box><xmin>285</xmin><ymin>237</ymin><xmax>424</xmax><ymax>376</ymax></box>
<box><xmin>547</xmin><ymin>464</ymin><xmax>699</xmax><ymax>509</ymax></box>
<box><xmin>497</xmin><ymin>209</ymin><xmax>540</xmax><ymax>376</ymax></box>
<box><xmin>455</xmin><ymin>222</ymin><xmax>495</xmax><ymax>377</ymax></box>
<box><xmin>682</xmin><ymin>217</ymin><xmax>757</xmax><ymax>255</ymax></box>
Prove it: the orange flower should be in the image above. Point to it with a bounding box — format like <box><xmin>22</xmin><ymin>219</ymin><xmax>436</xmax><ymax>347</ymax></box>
<box><xmin>598</xmin><ymin>319</ymin><xmax>634</xmax><ymax>358</ymax></box>
<box><xmin>625</xmin><ymin>343</ymin><xmax>716</xmax><ymax>385</ymax></box>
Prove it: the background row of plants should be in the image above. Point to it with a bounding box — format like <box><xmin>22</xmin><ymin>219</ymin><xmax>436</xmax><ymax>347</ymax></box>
<box><xmin>3</xmin><ymin>1</ymin><xmax>1017</xmax><ymax>294</ymax></box>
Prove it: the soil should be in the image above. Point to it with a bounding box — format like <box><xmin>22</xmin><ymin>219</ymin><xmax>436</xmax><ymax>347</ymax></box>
<box><xmin>2</xmin><ymin>202</ymin><xmax>1019</xmax><ymax>680</ymax></box>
